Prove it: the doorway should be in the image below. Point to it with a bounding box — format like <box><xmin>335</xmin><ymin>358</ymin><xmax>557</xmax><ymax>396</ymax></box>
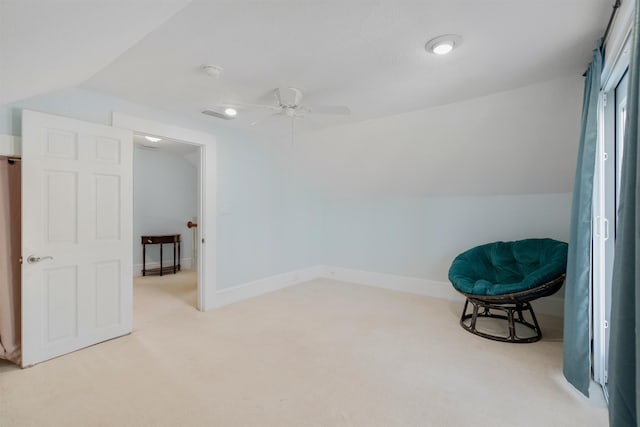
<box><xmin>133</xmin><ymin>134</ymin><xmax>201</xmax><ymax>315</ymax></box>
<box><xmin>0</xmin><ymin>156</ymin><xmax>21</xmax><ymax>366</ymax></box>
<box><xmin>11</xmin><ymin>111</ymin><xmax>215</xmax><ymax>367</ymax></box>
<box><xmin>112</xmin><ymin>112</ymin><xmax>215</xmax><ymax>312</ymax></box>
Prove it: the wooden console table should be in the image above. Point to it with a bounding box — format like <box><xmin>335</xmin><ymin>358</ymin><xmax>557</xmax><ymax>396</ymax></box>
<box><xmin>141</xmin><ymin>234</ymin><xmax>181</xmax><ymax>276</ymax></box>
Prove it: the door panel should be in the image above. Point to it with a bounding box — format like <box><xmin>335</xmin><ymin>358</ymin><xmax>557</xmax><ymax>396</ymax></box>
<box><xmin>94</xmin><ymin>260</ymin><xmax>121</xmax><ymax>328</ymax></box>
<box><xmin>46</xmin><ymin>171</ymin><xmax>78</xmax><ymax>242</ymax></box>
<box><xmin>94</xmin><ymin>174</ymin><xmax>121</xmax><ymax>239</ymax></box>
<box><xmin>21</xmin><ymin>110</ymin><xmax>133</xmax><ymax>367</ymax></box>
<box><xmin>45</xmin><ymin>266</ymin><xmax>78</xmax><ymax>342</ymax></box>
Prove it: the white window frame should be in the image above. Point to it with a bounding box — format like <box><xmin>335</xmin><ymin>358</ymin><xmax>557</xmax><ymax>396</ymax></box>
<box><xmin>592</xmin><ymin>1</ymin><xmax>633</xmax><ymax>397</ymax></box>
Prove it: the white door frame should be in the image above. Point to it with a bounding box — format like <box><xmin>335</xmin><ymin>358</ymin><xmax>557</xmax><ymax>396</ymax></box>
<box><xmin>112</xmin><ymin>113</ymin><xmax>216</xmax><ymax>311</ymax></box>
<box><xmin>0</xmin><ymin>135</ymin><xmax>22</xmax><ymax>157</ymax></box>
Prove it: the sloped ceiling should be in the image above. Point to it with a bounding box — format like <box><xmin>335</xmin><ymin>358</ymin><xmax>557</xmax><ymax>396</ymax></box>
<box><xmin>290</xmin><ymin>77</ymin><xmax>584</xmax><ymax>198</ymax></box>
<box><xmin>80</xmin><ymin>0</ymin><xmax>610</xmax><ymax>128</ymax></box>
<box><xmin>1</xmin><ymin>1</ymin><xmax>610</xmax><ymax>126</ymax></box>
<box><xmin>0</xmin><ymin>0</ymin><xmax>192</xmax><ymax>105</ymax></box>
<box><xmin>0</xmin><ymin>1</ymin><xmax>613</xmax><ymax>198</ymax></box>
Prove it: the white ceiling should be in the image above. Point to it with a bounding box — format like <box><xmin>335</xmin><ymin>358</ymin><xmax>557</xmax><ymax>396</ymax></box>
<box><xmin>0</xmin><ymin>0</ymin><xmax>613</xmax><ymax>198</ymax></box>
<box><xmin>0</xmin><ymin>0</ymin><xmax>192</xmax><ymax>105</ymax></box>
<box><xmin>1</xmin><ymin>1</ymin><xmax>610</xmax><ymax>129</ymax></box>
<box><xmin>77</xmin><ymin>0</ymin><xmax>610</xmax><ymax>129</ymax></box>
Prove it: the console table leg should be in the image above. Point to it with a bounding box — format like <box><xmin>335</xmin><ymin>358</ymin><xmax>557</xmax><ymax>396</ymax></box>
<box><xmin>160</xmin><ymin>244</ymin><xmax>163</xmax><ymax>277</ymax></box>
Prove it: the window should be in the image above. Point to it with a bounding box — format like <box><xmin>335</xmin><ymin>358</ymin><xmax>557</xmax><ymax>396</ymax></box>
<box><xmin>593</xmin><ymin>65</ymin><xmax>628</xmax><ymax>401</ymax></box>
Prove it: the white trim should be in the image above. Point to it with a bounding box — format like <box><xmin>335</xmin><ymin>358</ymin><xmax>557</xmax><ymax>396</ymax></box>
<box><xmin>593</xmin><ymin>88</ymin><xmax>613</xmax><ymax>389</ymax></box>
<box><xmin>213</xmin><ymin>266</ymin><xmax>324</xmax><ymax>308</ymax></box>
<box><xmin>321</xmin><ymin>266</ymin><xmax>563</xmax><ymax>317</ymax></box>
<box><xmin>0</xmin><ymin>134</ymin><xmax>21</xmax><ymax>156</ymax></box>
<box><xmin>133</xmin><ymin>258</ymin><xmax>193</xmax><ymax>277</ymax></box>
<box><xmin>321</xmin><ymin>265</ymin><xmax>462</xmax><ymax>301</ymax></box>
<box><xmin>213</xmin><ymin>265</ymin><xmax>565</xmax><ymax>317</ymax></box>
<box><xmin>112</xmin><ymin>112</ymin><xmax>216</xmax><ymax>311</ymax></box>
<box><xmin>112</xmin><ymin>113</ymin><xmax>216</xmax><ymax>145</ymax></box>
<box><xmin>592</xmin><ymin>11</ymin><xmax>634</xmax><ymax>392</ymax></box>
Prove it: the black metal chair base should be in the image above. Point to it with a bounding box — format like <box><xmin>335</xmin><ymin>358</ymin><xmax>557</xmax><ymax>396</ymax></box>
<box><xmin>460</xmin><ymin>298</ymin><xmax>542</xmax><ymax>343</ymax></box>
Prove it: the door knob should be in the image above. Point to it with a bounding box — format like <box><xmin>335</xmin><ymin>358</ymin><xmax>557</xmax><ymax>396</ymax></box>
<box><xmin>27</xmin><ymin>255</ymin><xmax>54</xmax><ymax>264</ymax></box>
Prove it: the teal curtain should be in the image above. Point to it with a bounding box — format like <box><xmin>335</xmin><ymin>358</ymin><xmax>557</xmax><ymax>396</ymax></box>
<box><xmin>562</xmin><ymin>41</ymin><xmax>602</xmax><ymax>397</ymax></box>
<box><xmin>609</xmin><ymin>2</ymin><xmax>640</xmax><ymax>425</ymax></box>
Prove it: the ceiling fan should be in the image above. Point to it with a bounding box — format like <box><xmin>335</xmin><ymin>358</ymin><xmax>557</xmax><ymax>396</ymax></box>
<box><xmin>202</xmin><ymin>87</ymin><xmax>351</xmax><ymax>125</ymax></box>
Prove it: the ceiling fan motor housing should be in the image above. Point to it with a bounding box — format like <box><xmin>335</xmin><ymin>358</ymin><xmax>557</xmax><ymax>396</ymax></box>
<box><xmin>277</xmin><ymin>87</ymin><xmax>303</xmax><ymax>107</ymax></box>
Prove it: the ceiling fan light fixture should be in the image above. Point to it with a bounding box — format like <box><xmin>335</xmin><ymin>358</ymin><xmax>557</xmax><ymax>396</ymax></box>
<box><xmin>203</xmin><ymin>64</ymin><xmax>223</xmax><ymax>78</ymax></box>
<box><xmin>425</xmin><ymin>35</ymin><xmax>462</xmax><ymax>55</ymax></box>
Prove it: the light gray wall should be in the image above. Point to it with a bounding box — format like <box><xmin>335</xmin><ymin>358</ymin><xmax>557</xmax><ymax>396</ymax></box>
<box><xmin>302</xmin><ymin>77</ymin><xmax>583</xmax><ymax>283</ymax></box>
<box><xmin>0</xmin><ymin>78</ymin><xmax>582</xmax><ymax>294</ymax></box>
<box><xmin>0</xmin><ymin>87</ymin><xmax>319</xmax><ymax>291</ymax></box>
<box><xmin>133</xmin><ymin>147</ymin><xmax>197</xmax><ymax>270</ymax></box>
<box><xmin>319</xmin><ymin>193</ymin><xmax>572</xmax><ymax>282</ymax></box>
<box><xmin>215</xmin><ymin>133</ymin><xmax>322</xmax><ymax>288</ymax></box>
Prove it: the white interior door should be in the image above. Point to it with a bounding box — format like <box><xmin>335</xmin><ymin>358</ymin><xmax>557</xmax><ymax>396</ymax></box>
<box><xmin>21</xmin><ymin>110</ymin><xmax>133</xmax><ymax>367</ymax></box>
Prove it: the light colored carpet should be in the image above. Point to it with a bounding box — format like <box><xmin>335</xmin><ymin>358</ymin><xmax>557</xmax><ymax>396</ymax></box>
<box><xmin>0</xmin><ymin>272</ymin><xmax>608</xmax><ymax>426</ymax></box>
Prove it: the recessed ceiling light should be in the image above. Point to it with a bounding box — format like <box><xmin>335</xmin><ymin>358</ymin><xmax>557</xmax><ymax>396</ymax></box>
<box><xmin>425</xmin><ymin>35</ymin><xmax>463</xmax><ymax>55</ymax></box>
<box><xmin>144</xmin><ymin>136</ymin><xmax>162</xmax><ymax>143</ymax></box>
<box><xmin>432</xmin><ymin>42</ymin><xmax>454</xmax><ymax>55</ymax></box>
<box><xmin>224</xmin><ymin>107</ymin><xmax>238</xmax><ymax>117</ymax></box>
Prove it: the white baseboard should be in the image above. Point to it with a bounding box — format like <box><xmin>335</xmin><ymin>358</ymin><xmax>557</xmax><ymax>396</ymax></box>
<box><xmin>134</xmin><ymin>258</ymin><xmax>192</xmax><ymax>276</ymax></box>
<box><xmin>213</xmin><ymin>266</ymin><xmax>324</xmax><ymax>308</ymax></box>
<box><xmin>319</xmin><ymin>265</ymin><xmax>563</xmax><ymax>317</ymax></box>
<box><xmin>319</xmin><ymin>265</ymin><xmax>462</xmax><ymax>301</ymax></box>
<box><xmin>210</xmin><ymin>264</ymin><xmax>564</xmax><ymax>317</ymax></box>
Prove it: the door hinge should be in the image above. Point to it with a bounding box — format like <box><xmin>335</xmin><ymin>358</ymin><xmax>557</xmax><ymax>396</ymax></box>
<box><xmin>19</xmin><ymin>256</ymin><xmax>22</xmax><ymax>264</ymax></box>
<box><xmin>603</xmin><ymin>93</ymin><xmax>608</xmax><ymax>107</ymax></box>
<box><xmin>201</xmin><ymin>238</ymin><xmax>205</xmax><ymax>244</ymax></box>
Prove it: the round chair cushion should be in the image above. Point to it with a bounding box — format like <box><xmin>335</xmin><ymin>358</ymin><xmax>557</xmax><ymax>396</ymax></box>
<box><xmin>448</xmin><ymin>238</ymin><xmax>568</xmax><ymax>297</ymax></box>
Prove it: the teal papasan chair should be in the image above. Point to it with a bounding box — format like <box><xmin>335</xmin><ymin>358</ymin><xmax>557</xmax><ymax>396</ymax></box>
<box><xmin>448</xmin><ymin>238</ymin><xmax>568</xmax><ymax>343</ymax></box>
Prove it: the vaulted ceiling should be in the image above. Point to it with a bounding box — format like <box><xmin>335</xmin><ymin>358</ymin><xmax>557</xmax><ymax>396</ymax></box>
<box><xmin>0</xmin><ymin>0</ymin><xmax>192</xmax><ymax>105</ymax></box>
<box><xmin>2</xmin><ymin>0</ymin><xmax>611</xmax><ymax>129</ymax></box>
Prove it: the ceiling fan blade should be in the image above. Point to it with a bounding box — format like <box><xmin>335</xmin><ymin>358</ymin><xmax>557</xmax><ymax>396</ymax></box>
<box><xmin>303</xmin><ymin>105</ymin><xmax>351</xmax><ymax>115</ymax></box>
<box><xmin>224</xmin><ymin>102</ymin><xmax>281</xmax><ymax>111</ymax></box>
<box><xmin>274</xmin><ymin>88</ymin><xmax>283</xmax><ymax>107</ymax></box>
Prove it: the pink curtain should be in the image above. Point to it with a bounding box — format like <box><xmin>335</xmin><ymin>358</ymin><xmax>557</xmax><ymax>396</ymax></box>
<box><xmin>0</xmin><ymin>157</ymin><xmax>21</xmax><ymax>364</ymax></box>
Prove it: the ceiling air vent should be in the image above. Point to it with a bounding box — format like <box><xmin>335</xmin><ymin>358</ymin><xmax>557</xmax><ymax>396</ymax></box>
<box><xmin>202</xmin><ymin>109</ymin><xmax>236</xmax><ymax>120</ymax></box>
